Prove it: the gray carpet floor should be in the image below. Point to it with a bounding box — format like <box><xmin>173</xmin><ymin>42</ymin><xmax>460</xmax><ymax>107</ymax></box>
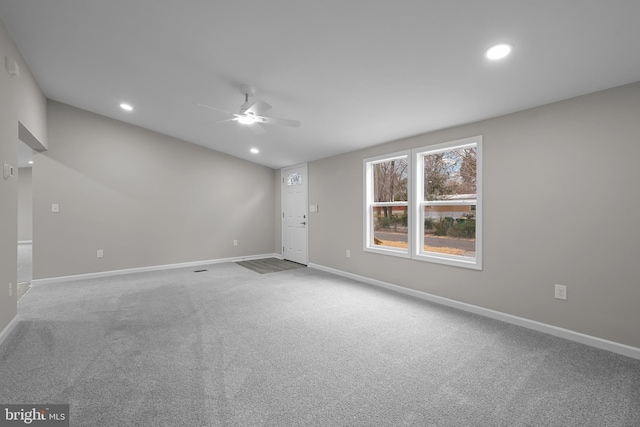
<box><xmin>1</xmin><ymin>263</ymin><xmax>639</xmax><ymax>426</ymax></box>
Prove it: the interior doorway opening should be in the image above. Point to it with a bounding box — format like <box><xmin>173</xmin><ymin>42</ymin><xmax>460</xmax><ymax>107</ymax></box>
<box><xmin>17</xmin><ymin>139</ymin><xmax>34</xmax><ymax>300</ymax></box>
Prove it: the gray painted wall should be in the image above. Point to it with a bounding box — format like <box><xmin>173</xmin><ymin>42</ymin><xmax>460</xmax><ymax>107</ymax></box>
<box><xmin>308</xmin><ymin>82</ymin><xmax>640</xmax><ymax>348</ymax></box>
<box><xmin>33</xmin><ymin>101</ymin><xmax>276</xmax><ymax>279</ymax></box>
<box><xmin>17</xmin><ymin>167</ymin><xmax>32</xmax><ymax>241</ymax></box>
<box><xmin>0</xmin><ymin>18</ymin><xmax>47</xmax><ymax>335</ymax></box>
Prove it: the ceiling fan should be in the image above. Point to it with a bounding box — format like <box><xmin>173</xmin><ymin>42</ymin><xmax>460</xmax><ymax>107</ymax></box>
<box><xmin>198</xmin><ymin>86</ymin><xmax>301</xmax><ymax>135</ymax></box>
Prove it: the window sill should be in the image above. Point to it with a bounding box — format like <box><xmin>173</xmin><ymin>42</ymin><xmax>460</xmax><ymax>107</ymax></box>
<box><xmin>414</xmin><ymin>252</ymin><xmax>482</xmax><ymax>270</ymax></box>
<box><xmin>364</xmin><ymin>245</ymin><xmax>410</xmax><ymax>259</ymax></box>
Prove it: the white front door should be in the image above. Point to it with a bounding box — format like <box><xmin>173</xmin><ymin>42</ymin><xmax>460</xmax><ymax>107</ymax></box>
<box><xmin>281</xmin><ymin>164</ymin><xmax>308</xmax><ymax>265</ymax></box>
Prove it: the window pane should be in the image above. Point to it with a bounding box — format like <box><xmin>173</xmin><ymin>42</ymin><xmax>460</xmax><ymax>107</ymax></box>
<box><xmin>372</xmin><ymin>205</ymin><xmax>408</xmax><ymax>251</ymax></box>
<box><xmin>287</xmin><ymin>172</ymin><xmax>302</xmax><ymax>186</ymax></box>
<box><xmin>422</xmin><ymin>205</ymin><xmax>475</xmax><ymax>257</ymax></box>
<box><xmin>374</xmin><ymin>158</ymin><xmax>408</xmax><ymax>202</ymax></box>
<box><xmin>423</xmin><ymin>147</ymin><xmax>476</xmax><ymax>201</ymax></box>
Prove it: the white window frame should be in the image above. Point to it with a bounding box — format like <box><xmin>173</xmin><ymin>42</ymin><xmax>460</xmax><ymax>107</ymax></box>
<box><xmin>412</xmin><ymin>136</ymin><xmax>482</xmax><ymax>270</ymax></box>
<box><xmin>362</xmin><ymin>137</ymin><xmax>482</xmax><ymax>270</ymax></box>
<box><xmin>363</xmin><ymin>151</ymin><xmax>411</xmax><ymax>258</ymax></box>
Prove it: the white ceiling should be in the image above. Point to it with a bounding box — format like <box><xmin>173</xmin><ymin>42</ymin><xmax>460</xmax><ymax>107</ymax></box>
<box><xmin>2</xmin><ymin>1</ymin><xmax>640</xmax><ymax>169</ymax></box>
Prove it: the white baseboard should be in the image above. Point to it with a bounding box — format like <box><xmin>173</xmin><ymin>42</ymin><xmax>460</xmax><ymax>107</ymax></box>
<box><xmin>308</xmin><ymin>263</ymin><xmax>640</xmax><ymax>360</ymax></box>
<box><xmin>0</xmin><ymin>314</ymin><xmax>20</xmax><ymax>348</ymax></box>
<box><xmin>32</xmin><ymin>253</ymin><xmax>281</xmax><ymax>286</ymax></box>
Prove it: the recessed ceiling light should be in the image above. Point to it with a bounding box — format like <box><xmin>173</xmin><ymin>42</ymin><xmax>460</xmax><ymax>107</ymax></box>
<box><xmin>485</xmin><ymin>43</ymin><xmax>512</xmax><ymax>60</ymax></box>
<box><xmin>250</xmin><ymin>148</ymin><xmax>260</xmax><ymax>154</ymax></box>
<box><xmin>120</xmin><ymin>103</ymin><xmax>133</xmax><ymax>111</ymax></box>
<box><xmin>28</xmin><ymin>161</ymin><xmax>33</xmax><ymax>164</ymax></box>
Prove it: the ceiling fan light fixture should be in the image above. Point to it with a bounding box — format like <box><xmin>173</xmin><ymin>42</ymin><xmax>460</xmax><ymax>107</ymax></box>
<box><xmin>237</xmin><ymin>115</ymin><xmax>256</xmax><ymax>125</ymax></box>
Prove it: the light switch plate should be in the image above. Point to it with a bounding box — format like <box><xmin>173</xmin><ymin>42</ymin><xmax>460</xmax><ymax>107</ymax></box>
<box><xmin>52</xmin><ymin>204</ymin><xmax>60</xmax><ymax>213</ymax></box>
<box><xmin>3</xmin><ymin>164</ymin><xmax>14</xmax><ymax>179</ymax></box>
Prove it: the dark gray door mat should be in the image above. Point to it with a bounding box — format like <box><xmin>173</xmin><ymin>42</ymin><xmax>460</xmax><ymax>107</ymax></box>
<box><xmin>235</xmin><ymin>258</ymin><xmax>307</xmax><ymax>274</ymax></box>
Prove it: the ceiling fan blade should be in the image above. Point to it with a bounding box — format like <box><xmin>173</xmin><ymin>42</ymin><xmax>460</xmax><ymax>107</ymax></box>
<box><xmin>245</xmin><ymin>100</ymin><xmax>272</xmax><ymax>116</ymax></box>
<box><xmin>196</xmin><ymin>103</ymin><xmax>235</xmax><ymax>115</ymax></box>
<box><xmin>247</xmin><ymin>122</ymin><xmax>266</xmax><ymax>135</ymax></box>
<box><xmin>206</xmin><ymin>118</ymin><xmax>235</xmax><ymax>125</ymax></box>
<box><xmin>256</xmin><ymin>116</ymin><xmax>301</xmax><ymax>128</ymax></box>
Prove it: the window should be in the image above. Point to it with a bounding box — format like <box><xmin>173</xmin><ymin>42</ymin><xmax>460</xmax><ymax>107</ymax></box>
<box><xmin>287</xmin><ymin>172</ymin><xmax>302</xmax><ymax>186</ymax></box>
<box><xmin>364</xmin><ymin>136</ymin><xmax>482</xmax><ymax>269</ymax></box>
<box><xmin>414</xmin><ymin>136</ymin><xmax>481</xmax><ymax>269</ymax></box>
<box><xmin>364</xmin><ymin>151</ymin><xmax>411</xmax><ymax>257</ymax></box>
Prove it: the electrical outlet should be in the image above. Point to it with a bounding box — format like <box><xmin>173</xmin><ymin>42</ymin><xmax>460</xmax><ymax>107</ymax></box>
<box><xmin>346</xmin><ymin>250</ymin><xmax>351</xmax><ymax>258</ymax></box>
<box><xmin>8</xmin><ymin>282</ymin><xmax>12</xmax><ymax>297</ymax></box>
<box><xmin>97</xmin><ymin>249</ymin><xmax>104</xmax><ymax>258</ymax></box>
<box><xmin>554</xmin><ymin>284</ymin><xmax>567</xmax><ymax>300</ymax></box>
<box><xmin>233</xmin><ymin>240</ymin><xmax>238</xmax><ymax>246</ymax></box>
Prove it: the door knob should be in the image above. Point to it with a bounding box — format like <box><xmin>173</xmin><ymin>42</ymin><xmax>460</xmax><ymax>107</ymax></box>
<box><xmin>300</xmin><ymin>221</ymin><xmax>306</xmax><ymax>225</ymax></box>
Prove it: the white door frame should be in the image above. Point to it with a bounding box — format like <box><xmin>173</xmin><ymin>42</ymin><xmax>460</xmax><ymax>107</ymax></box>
<box><xmin>281</xmin><ymin>163</ymin><xmax>308</xmax><ymax>264</ymax></box>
